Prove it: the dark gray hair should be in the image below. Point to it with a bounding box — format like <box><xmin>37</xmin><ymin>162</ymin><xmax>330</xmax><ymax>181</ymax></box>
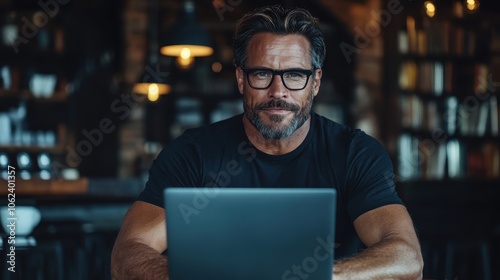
<box><xmin>233</xmin><ymin>5</ymin><xmax>326</xmax><ymax>69</ymax></box>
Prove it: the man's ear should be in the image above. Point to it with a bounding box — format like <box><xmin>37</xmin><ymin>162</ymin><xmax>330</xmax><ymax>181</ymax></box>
<box><xmin>236</xmin><ymin>67</ymin><xmax>245</xmax><ymax>95</ymax></box>
<box><xmin>312</xmin><ymin>69</ymin><xmax>322</xmax><ymax>96</ymax></box>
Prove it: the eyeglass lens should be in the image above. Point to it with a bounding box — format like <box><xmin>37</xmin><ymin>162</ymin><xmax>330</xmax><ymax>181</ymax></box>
<box><xmin>247</xmin><ymin>69</ymin><xmax>311</xmax><ymax>90</ymax></box>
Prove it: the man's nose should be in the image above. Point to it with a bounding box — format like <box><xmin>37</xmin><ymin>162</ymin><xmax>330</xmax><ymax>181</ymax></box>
<box><xmin>267</xmin><ymin>75</ymin><xmax>287</xmax><ymax>99</ymax></box>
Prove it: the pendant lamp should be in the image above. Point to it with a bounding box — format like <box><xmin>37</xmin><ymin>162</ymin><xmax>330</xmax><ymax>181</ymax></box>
<box><xmin>160</xmin><ymin>0</ymin><xmax>213</xmax><ymax>69</ymax></box>
<box><xmin>133</xmin><ymin>0</ymin><xmax>171</xmax><ymax>102</ymax></box>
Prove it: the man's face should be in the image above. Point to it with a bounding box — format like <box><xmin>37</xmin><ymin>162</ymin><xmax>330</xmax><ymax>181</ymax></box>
<box><xmin>236</xmin><ymin>33</ymin><xmax>322</xmax><ymax>140</ymax></box>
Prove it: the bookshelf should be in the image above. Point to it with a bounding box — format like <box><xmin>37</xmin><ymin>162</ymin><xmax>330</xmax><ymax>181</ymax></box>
<box><xmin>385</xmin><ymin>1</ymin><xmax>500</xmax><ymax>183</ymax></box>
<box><xmin>0</xmin><ymin>9</ymin><xmax>72</xmax><ymax>181</ymax></box>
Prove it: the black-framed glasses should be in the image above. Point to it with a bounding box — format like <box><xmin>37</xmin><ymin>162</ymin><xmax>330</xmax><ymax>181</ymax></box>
<box><xmin>241</xmin><ymin>67</ymin><xmax>316</xmax><ymax>90</ymax></box>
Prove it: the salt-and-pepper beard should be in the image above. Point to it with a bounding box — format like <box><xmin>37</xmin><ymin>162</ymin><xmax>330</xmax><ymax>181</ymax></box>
<box><xmin>243</xmin><ymin>88</ymin><xmax>314</xmax><ymax>140</ymax></box>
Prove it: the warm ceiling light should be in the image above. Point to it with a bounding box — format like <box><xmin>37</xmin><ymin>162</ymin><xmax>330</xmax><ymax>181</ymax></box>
<box><xmin>147</xmin><ymin>83</ymin><xmax>159</xmax><ymax>102</ymax></box>
<box><xmin>465</xmin><ymin>0</ymin><xmax>480</xmax><ymax>11</ymax></box>
<box><xmin>160</xmin><ymin>0</ymin><xmax>213</xmax><ymax>60</ymax></box>
<box><xmin>424</xmin><ymin>1</ymin><xmax>436</xmax><ymax>18</ymax></box>
<box><xmin>161</xmin><ymin>45</ymin><xmax>213</xmax><ymax>57</ymax></box>
<box><xmin>180</xmin><ymin>47</ymin><xmax>191</xmax><ymax>59</ymax></box>
<box><xmin>133</xmin><ymin>82</ymin><xmax>171</xmax><ymax>102</ymax></box>
<box><xmin>133</xmin><ymin>0</ymin><xmax>171</xmax><ymax>101</ymax></box>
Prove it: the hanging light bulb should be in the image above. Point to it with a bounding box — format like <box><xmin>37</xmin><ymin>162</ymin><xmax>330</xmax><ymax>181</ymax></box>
<box><xmin>148</xmin><ymin>83</ymin><xmax>159</xmax><ymax>102</ymax></box>
<box><xmin>176</xmin><ymin>47</ymin><xmax>195</xmax><ymax>69</ymax></box>
<box><xmin>424</xmin><ymin>1</ymin><xmax>436</xmax><ymax>18</ymax></box>
<box><xmin>465</xmin><ymin>0</ymin><xmax>480</xmax><ymax>12</ymax></box>
<box><xmin>133</xmin><ymin>81</ymin><xmax>170</xmax><ymax>101</ymax></box>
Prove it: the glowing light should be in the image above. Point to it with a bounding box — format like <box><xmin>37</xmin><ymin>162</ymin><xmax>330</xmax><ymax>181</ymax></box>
<box><xmin>132</xmin><ymin>82</ymin><xmax>170</xmax><ymax>102</ymax></box>
<box><xmin>147</xmin><ymin>83</ymin><xmax>160</xmax><ymax>102</ymax></box>
<box><xmin>424</xmin><ymin>1</ymin><xmax>436</xmax><ymax>18</ymax></box>
<box><xmin>212</xmin><ymin>62</ymin><xmax>222</xmax><ymax>73</ymax></box>
<box><xmin>176</xmin><ymin>56</ymin><xmax>195</xmax><ymax>70</ymax></box>
<box><xmin>180</xmin><ymin>47</ymin><xmax>191</xmax><ymax>59</ymax></box>
<box><xmin>466</xmin><ymin>0</ymin><xmax>479</xmax><ymax>11</ymax></box>
<box><xmin>160</xmin><ymin>45</ymin><xmax>213</xmax><ymax>57</ymax></box>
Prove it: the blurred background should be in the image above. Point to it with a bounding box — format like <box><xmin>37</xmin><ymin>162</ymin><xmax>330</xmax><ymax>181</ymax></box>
<box><xmin>0</xmin><ymin>0</ymin><xmax>499</xmax><ymax>279</ymax></box>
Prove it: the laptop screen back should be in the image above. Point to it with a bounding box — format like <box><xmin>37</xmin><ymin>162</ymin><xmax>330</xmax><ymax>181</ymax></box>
<box><xmin>164</xmin><ymin>187</ymin><xmax>336</xmax><ymax>280</ymax></box>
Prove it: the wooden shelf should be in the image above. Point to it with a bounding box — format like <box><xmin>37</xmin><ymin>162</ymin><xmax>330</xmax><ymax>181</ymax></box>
<box><xmin>0</xmin><ymin>89</ymin><xmax>69</xmax><ymax>102</ymax></box>
<box><xmin>0</xmin><ymin>144</ymin><xmax>65</xmax><ymax>154</ymax></box>
<box><xmin>0</xmin><ymin>178</ymin><xmax>88</xmax><ymax>195</ymax></box>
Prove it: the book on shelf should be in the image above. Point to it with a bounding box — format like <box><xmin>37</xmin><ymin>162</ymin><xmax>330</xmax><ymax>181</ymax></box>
<box><xmin>476</xmin><ymin>101</ymin><xmax>489</xmax><ymax>136</ymax></box>
<box><xmin>467</xmin><ymin>148</ymin><xmax>486</xmax><ymax>178</ymax></box>
<box><xmin>399</xmin><ymin>137</ymin><xmax>499</xmax><ymax>180</ymax></box>
<box><xmin>424</xmin><ymin>100</ymin><xmax>439</xmax><ymax>132</ymax></box>
<box><xmin>445</xmin><ymin>96</ymin><xmax>458</xmax><ymax>135</ymax></box>
<box><xmin>456</xmin><ymin>98</ymin><xmax>495</xmax><ymax>137</ymax></box>
<box><xmin>410</xmin><ymin>94</ymin><xmax>423</xmax><ymax>129</ymax></box>
<box><xmin>406</xmin><ymin>16</ymin><xmax>417</xmax><ymax>54</ymax></box>
<box><xmin>398</xmin><ymin>30</ymin><xmax>409</xmax><ymax>54</ymax></box>
<box><xmin>424</xmin><ymin>19</ymin><xmax>450</xmax><ymax>55</ymax></box>
<box><xmin>447</xmin><ymin>139</ymin><xmax>467</xmax><ymax>179</ymax></box>
<box><xmin>421</xmin><ymin>61</ymin><xmax>444</xmax><ymax>95</ymax></box>
<box><xmin>418</xmin><ymin>61</ymin><xmax>433</xmax><ymax>93</ymax></box>
<box><xmin>424</xmin><ymin>142</ymin><xmax>446</xmax><ymax>180</ymax></box>
<box><xmin>433</xmin><ymin>62</ymin><xmax>444</xmax><ymax>95</ymax></box>
<box><xmin>401</xmin><ymin>61</ymin><xmax>445</xmax><ymax>95</ymax></box>
<box><xmin>483</xmin><ymin>141</ymin><xmax>500</xmax><ymax>178</ymax></box>
<box><xmin>474</xmin><ymin>64</ymin><xmax>489</xmax><ymax>94</ymax></box>
<box><xmin>458</xmin><ymin>103</ymin><xmax>473</xmax><ymax>136</ymax></box>
<box><xmin>468</xmin><ymin>142</ymin><xmax>500</xmax><ymax>178</ymax></box>
<box><xmin>397</xmin><ymin>134</ymin><xmax>419</xmax><ymax>180</ymax></box>
<box><xmin>402</xmin><ymin>15</ymin><xmax>480</xmax><ymax>57</ymax></box>
<box><xmin>417</xmin><ymin>30</ymin><xmax>427</xmax><ymax>56</ymax></box>
<box><xmin>399</xmin><ymin>61</ymin><xmax>418</xmax><ymax>90</ymax></box>
<box><xmin>399</xmin><ymin>93</ymin><xmax>499</xmax><ymax>137</ymax></box>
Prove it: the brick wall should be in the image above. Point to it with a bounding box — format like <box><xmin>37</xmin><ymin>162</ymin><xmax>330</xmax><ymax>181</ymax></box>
<box><xmin>118</xmin><ymin>0</ymin><xmax>148</xmax><ymax>178</ymax></box>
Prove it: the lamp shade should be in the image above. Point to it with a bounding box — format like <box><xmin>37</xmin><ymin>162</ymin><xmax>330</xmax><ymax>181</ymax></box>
<box><xmin>160</xmin><ymin>0</ymin><xmax>214</xmax><ymax>58</ymax></box>
<box><xmin>133</xmin><ymin>82</ymin><xmax>170</xmax><ymax>102</ymax></box>
<box><xmin>133</xmin><ymin>64</ymin><xmax>171</xmax><ymax>102</ymax></box>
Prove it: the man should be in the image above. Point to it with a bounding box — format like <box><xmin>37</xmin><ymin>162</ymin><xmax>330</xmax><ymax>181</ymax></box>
<box><xmin>111</xmin><ymin>5</ymin><xmax>423</xmax><ymax>280</ymax></box>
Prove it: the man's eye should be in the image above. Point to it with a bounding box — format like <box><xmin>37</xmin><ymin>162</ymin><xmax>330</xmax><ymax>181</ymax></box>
<box><xmin>285</xmin><ymin>72</ymin><xmax>304</xmax><ymax>79</ymax></box>
<box><xmin>252</xmin><ymin>71</ymin><xmax>271</xmax><ymax>78</ymax></box>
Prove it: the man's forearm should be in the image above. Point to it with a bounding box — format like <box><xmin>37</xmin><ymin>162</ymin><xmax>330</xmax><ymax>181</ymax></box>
<box><xmin>333</xmin><ymin>237</ymin><xmax>423</xmax><ymax>280</ymax></box>
<box><xmin>111</xmin><ymin>239</ymin><xmax>169</xmax><ymax>280</ymax></box>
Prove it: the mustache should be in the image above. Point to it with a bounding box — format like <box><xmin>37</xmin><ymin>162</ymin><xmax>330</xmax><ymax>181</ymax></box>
<box><xmin>255</xmin><ymin>100</ymin><xmax>300</xmax><ymax>111</ymax></box>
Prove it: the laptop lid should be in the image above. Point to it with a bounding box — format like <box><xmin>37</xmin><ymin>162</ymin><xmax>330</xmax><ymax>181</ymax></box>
<box><xmin>164</xmin><ymin>187</ymin><xmax>336</xmax><ymax>280</ymax></box>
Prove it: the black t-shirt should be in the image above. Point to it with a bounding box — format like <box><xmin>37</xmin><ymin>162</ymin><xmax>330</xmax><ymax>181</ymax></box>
<box><xmin>138</xmin><ymin>113</ymin><xmax>402</xmax><ymax>258</ymax></box>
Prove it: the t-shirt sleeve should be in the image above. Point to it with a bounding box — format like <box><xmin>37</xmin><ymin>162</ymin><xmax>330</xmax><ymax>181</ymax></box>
<box><xmin>345</xmin><ymin>132</ymin><xmax>403</xmax><ymax>222</ymax></box>
<box><xmin>137</xmin><ymin>132</ymin><xmax>202</xmax><ymax>208</ymax></box>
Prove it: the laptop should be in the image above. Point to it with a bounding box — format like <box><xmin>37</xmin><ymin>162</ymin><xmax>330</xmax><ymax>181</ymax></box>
<box><xmin>164</xmin><ymin>187</ymin><xmax>336</xmax><ymax>280</ymax></box>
